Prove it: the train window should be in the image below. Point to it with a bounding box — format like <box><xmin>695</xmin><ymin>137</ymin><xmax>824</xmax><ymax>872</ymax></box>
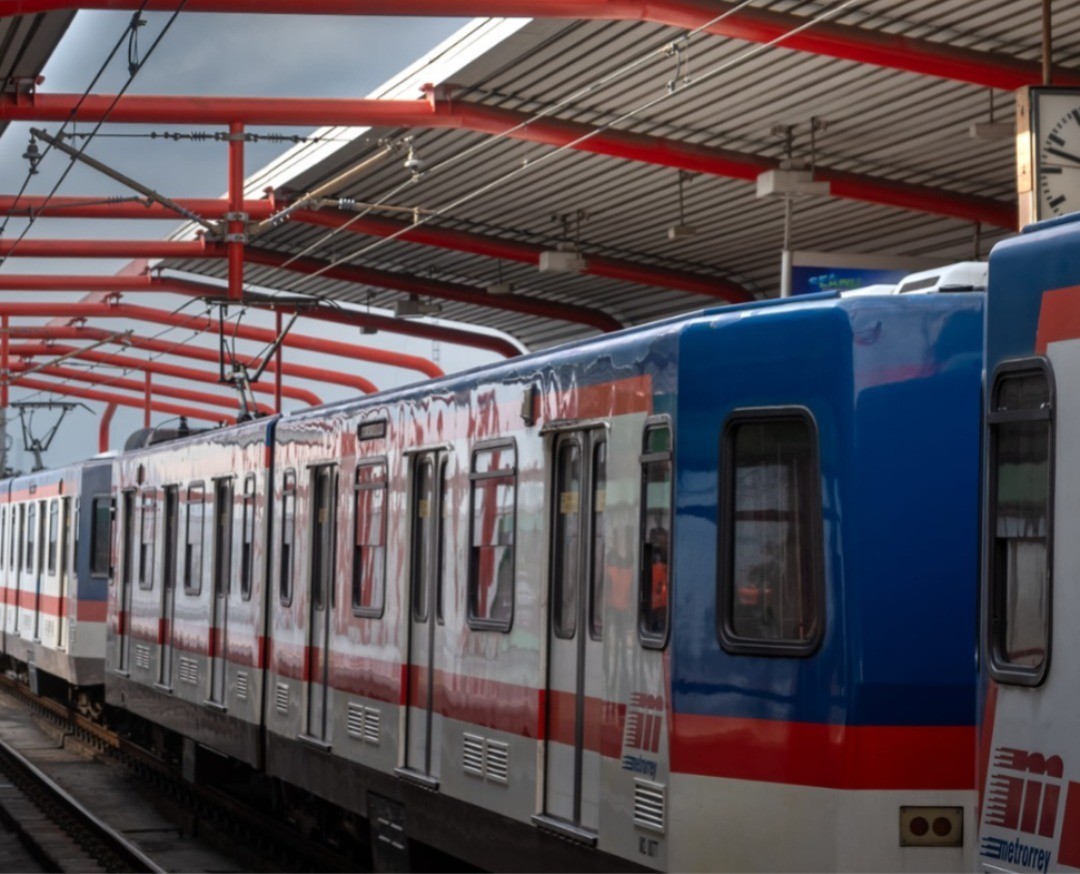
<box><xmin>352</xmin><ymin>462</ymin><xmax>386</xmax><ymax>617</ymax></box>
<box><xmin>0</xmin><ymin>506</ymin><xmax>6</xmax><ymax>571</ymax></box>
<box><xmin>26</xmin><ymin>502</ymin><xmax>37</xmax><ymax>572</ymax></box>
<box><xmin>412</xmin><ymin>457</ymin><xmax>434</xmax><ymax>622</ymax></box>
<box><xmin>240</xmin><ymin>475</ymin><xmax>256</xmax><ymax>600</ymax></box>
<box><xmin>468</xmin><ymin>442</ymin><xmax>517</xmax><ymax>631</ymax></box>
<box><xmin>987</xmin><ymin>360</ymin><xmax>1054</xmax><ymax>686</ymax></box>
<box><xmin>90</xmin><ymin>497</ymin><xmax>112</xmax><ymax>577</ymax></box>
<box><xmin>139</xmin><ymin>491</ymin><xmax>156</xmax><ymax>590</ymax></box>
<box><xmin>15</xmin><ymin>505</ymin><xmax>24</xmax><ymax>572</ymax></box>
<box><xmin>590</xmin><ymin>440</ymin><xmax>608</xmax><ymax>640</ymax></box>
<box><xmin>47</xmin><ymin>500</ymin><xmax>59</xmax><ymax>575</ymax></box>
<box><xmin>435</xmin><ymin>457</ymin><xmax>449</xmax><ymax>624</ymax></box>
<box><xmin>639</xmin><ymin>422</ymin><xmax>673</xmax><ymax>647</ymax></box>
<box><xmin>310</xmin><ymin>466</ymin><xmax>336</xmax><ymax>612</ymax></box>
<box><xmin>718</xmin><ymin>409</ymin><xmax>823</xmax><ymax>656</ymax></box>
<box><xmin>553</xmin><ymin>440</ymin><xmax>583</xmax><ymax>639</ymax></box>
<box><xmin>184</xmin><ymin>483</ymin><xmax>205</xmax><ymax>596</ymax></box>
<box><xmin>280</xmin><ymin>470</ymin><xmax>296</xmax><ymax>605</ymax></box>
<box><xmin>214</xmin><ymin>478</ymin><xmax>234</xmax><ymax>596</ymax></box>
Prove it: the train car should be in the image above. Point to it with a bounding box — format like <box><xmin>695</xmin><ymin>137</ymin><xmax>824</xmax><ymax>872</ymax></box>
<box><xmin>977</xmin><ymin>211</ymin><xmax>1080</xmax><ymax>873</ymax></box>
<box><xmin>104</xmin><ymin>418</ymin><xmax>276</xmax><ymax>766</ymax></box>
<box><xmin>0</xmin><ymin>458</ymin><xmax>112</xmax><ymax>710</ymax></box>
<box><xmin>255</xmin><ymin>289</ymin><xmax>984</xmax><ymax>872</ymax></box>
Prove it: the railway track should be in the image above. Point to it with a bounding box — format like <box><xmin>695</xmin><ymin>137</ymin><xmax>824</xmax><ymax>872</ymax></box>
<box><xmin>0</xmin><ymin>730</ymin><xmax>164</xmax><ymax>873</ymax></box>
<box><xmin>0</xmin><ymin>676</ymin><xmax>364</xmax><ymax>872</ymax></box>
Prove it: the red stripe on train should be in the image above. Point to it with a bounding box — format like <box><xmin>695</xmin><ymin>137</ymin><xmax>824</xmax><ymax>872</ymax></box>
<box><xmin>1036</xmin><ymin>285</ymin><xmax>1080</xmax><ymax>353</ymax></box>
<box><xmin>670</xmin><ymin>713</ymin><xmax>974</xmax><ymax>790</ymax></box>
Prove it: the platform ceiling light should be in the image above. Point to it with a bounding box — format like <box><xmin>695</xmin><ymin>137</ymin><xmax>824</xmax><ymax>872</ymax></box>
<box><xmin>393</xmin><ymin>294</ymin><xmax>442</xmax><ymax>318</ymax></box>
<box><xmin>486</xmin><ymin>263</ymin><xmax>517</xmax><ymax>295</ymax></box>
<box><xmin>756</xmin><ymin>160</ymin><xmax>831</xmax><ymax>199</ymax></box>
<box><xmin>539</xmin><ymin>210</ymin><xmax>589</xmax><ymax>274</ymax></box>
<box><xmin>969</xmin><ymin>91</ymin><xmax>1013</xmax><ymax>140</ymax></box>
<box><xmin>667</xmin><ymin>170</ymin><xmax>698</xmax><ymax>241</ymax></box>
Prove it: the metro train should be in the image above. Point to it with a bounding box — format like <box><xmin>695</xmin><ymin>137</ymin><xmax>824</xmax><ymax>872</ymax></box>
<box><xmin>2</xmin><ymin>212</ymin><xmax>1074</xmax><ymax>872</ymax></box>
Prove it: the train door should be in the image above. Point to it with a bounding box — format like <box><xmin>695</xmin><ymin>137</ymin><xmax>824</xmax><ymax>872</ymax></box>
<box><xmin>401</xmin><ymin>450</ymin><xmax>448</xmax><ymax>785</ymax></box>
<box><xmin>46</xmin><ymin>498</ymin><xmax>67</xmax><ymax>649</ymax></box>
<box><xmin>540</xmin><ymin>429</ymin><xmax>607</xmax><ymax>839</ymax></box>
<box><xmin>158</xmin><ymin>486</ymin><xmax>179</xmax><ymax>687</ymax></box>
<box><xmin>28</xmin><ymin>500</ymin><xmax>42</xmax><ymax>641</ymax></box>
<box><xmin>118</xmin><ymin>489</ymin><xmax>135</xmax><ymax>672</ymax></box>
<box><xmin>209</xmin><ymin>478</ymin><xmax>233</xmax><ymax>706</ymax></box>
<box><xmin>305</xmin><ymin>464</ymin><xmax>336</xmax><ymax>743</ymax></box>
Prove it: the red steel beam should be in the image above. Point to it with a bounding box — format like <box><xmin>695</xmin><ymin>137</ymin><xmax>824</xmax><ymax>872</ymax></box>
<box><xmin>0</xmin><ymin>1</ymin><xmax>1075</xmax><ymax>89</ymax></box>
<box><xmin>0</xmin><ymin>268</ymin><xmax>522</xmax><ymax>357</ymax></box>
<box><xmin>10</xmin><ymin>361</ymin><xmax>273</xmax><ymax>415</ymax></box>
<box><xmin>8</xmin><ymin>338</ymin><xmax>322</xmax><ymax>406</ymax></box>
<box><xmin>0</xmin><ymin>301</ymin><xmax>439</xmax><ymax>379</ymax></box>
<box><xmin>0</xmin><ymin>195</ymin><xmax>275</xmax><ymax>221</ymax></box>
<box><xmin>6</xmin><ymin>328</ymin><xmax>373</xmax><ymax>395</ymax></box>
<box><xmin>228</xmin><ymin>121</ymin><xmax>245</xmax><ymax>301</ymax></box>
<box><xmin>11</xmin><ymin>375</ymin><xmax>234</xmax><ymax>424</ymax></box>
<box><xmin>238</xmin><ymin>246</ymin><xmax>637</xmax><ymax>325</ymax></box>
<box><xmin>99</xmin><ymin>402</ymin><xmax>116</xmax><ymax>452</ymax></box>
<box><xmin>0</xmin><ymin>91</ymin><xmax>1016</xmax><ymax>227</ymax></box>
<box><xmin>0</xmin><ymin>238</ymin><xmax>209</xmax><ymax>258</ymax></box>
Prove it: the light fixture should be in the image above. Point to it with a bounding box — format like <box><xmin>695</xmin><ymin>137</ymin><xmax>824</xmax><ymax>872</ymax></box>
<box><xmin>539</xmin><ymin>211</ymin><xmax>589</xmax><ymax>273</ymax></box>
<box><xmin>756</xmin><ymin>160</ymin><xmax>831</xmax><ymax>198</ymax></box>
<box><xmin>667</xmin><ymin>170</ymin><xmax>698</xmax><ymax>241</ymax></box>
<box><xmin>393</xmin><ymin>294</ymin><xmax>442</xmax><ymax>318</ymax></box>
<box><xmin>486</xmin><ymin>263</ymin><xmax>517</xmax><ymax>295</ymax></box>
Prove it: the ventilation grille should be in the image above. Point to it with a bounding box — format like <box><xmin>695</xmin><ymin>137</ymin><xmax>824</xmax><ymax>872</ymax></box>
<box><xmin>463</xmin><ymin>733</ymin><xmax>484</xmax><ymax>777</ymax></box>
<box><xmin>42</xmin><ymin>618</ymin><xmax>56</xmax><ymax>642</ymax></box>
<box><xmin>235</xmin><ymin>671</ymin><xmax>249</xmax><ymax>701</ymax></box>
<box><xmin>485</xmin><ymin>740</ymin><xmax>509</xmax><ymax>784</ymax></box>
<box><xmin>462</xmin><ymin>733</ymin><xmax>510</xmax><ymax>784</ymax></box>
<box><xmin>363</xmin><ymin>706</ymin><xmax>380</xmax><ymax>744</ymax></box>
<box><xmin>633</xmin><ymin>779</ymin><xmax>666</xmax><ymax>833</ymax></box>
<box><xmin>347</xmin><ymin>703</ymin><xmax>364</xmax><ymax>739</ymax></box>
<box><xmin>134</xmin><ymin>644</ymin><xmax>151</xmax><ymax>670</ymax></box>
<box><xmin>178</xmin><ymin>656</ymin><xmax>198</xmax><ymax>685</ymax></box>
<box><xmin>275</xmin><ymin>683</ymin><xmax>289</xmax><ymax>714</ymax></box>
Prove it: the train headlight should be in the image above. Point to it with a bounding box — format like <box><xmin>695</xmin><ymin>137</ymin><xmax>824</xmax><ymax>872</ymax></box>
<box><xmin>899</xmin><ymin>806</ymin><xmax>963</xmax><ymax>847</ymax></box>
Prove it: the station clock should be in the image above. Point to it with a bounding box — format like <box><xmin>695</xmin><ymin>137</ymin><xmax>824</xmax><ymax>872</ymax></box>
<box><xmin>1018</xmin><ymin>86</ymin><xmax>1080</xmax><ymax>226</ymax></box>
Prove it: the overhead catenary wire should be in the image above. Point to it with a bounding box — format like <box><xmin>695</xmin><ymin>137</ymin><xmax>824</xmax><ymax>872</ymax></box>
<box><xmin>272</xmin><ymin>0</ymin><xmax>865</xmax><ymax>295</ymax></box>
<box><xmin>0</xmin><ymin>0</ymin><xmax>190</xmax><ymax>266</ymax></box>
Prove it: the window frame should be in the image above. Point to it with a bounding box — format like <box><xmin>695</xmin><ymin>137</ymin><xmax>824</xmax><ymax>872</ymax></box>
<box><xmin>240</xmin><ymin>474</ymin><xmax>256</xmax><ymax>601</ymax></box>
<box><xmin>716</xmin><ymin>406</ymin><xmax>825</xmax><ymax>658</ymax></box>
<box><xmin>89</xmin><ymin>495</ymin><xmax>113</xmax><ymax>578</ymax></box>
<box><xmin>138</xmin><ymin>488</ymin><xmax>157</xmax><ymax>591</ymax></box>
<box><xmin>183</xmin><ymin>482</ymin><xmax>206</xmax><ymax>596</ymax></box>
<box><xmin>47</xmin><ymin>498</ymin><xmax>59</xmax><ymax>576</ymax></box>
<box><xmin>985</xmin><ymin>357</ymin><xmax>1055</xmax><ymax>687</ymax></box>
<box><xmin>308</xmin><ymin>464</ymin><xmax>338</xmax><ymax>613</ymax></box>
<box><xmin>638</xmin><ymin>416</ymin><xmax>674</xmax><ymax>649</ymax></box>
<box><xmin>352</xmin><ymin>459</ymin><xmax>388</xmax><ymax>619</ymax></box>
<box><xmin>466</xmin><ymin>438</ymin><xmax>518</xmax><ymax>633</ymax></box>
<box><xmin>279</xmin><ymin>469</ymin><xmax>297</xmax><ymax>606</ymax></box>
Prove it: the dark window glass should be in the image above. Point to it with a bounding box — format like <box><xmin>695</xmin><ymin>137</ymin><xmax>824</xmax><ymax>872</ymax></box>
<box><xmin>989</xmin><ymin>367</ymin><xmax>1053</xmax><ymax>680</ymax></box>
<box><xmin>184</xmin><ymin>484</ymin><xmax>205</xmax><ymax>595</ymax></box>
<box><xmin>553</xmin><ymin>440</ymin><xmax>582</xmax><ymax>639</ymax></box>
<box><xmin>0</xmin><ymin>507</ymin><xmax>6</xmax><ymax>570</ymax></box>
<box><xmin>163</xmin><ymin>487</ymin><xmax>178</xmax><ymax>594</ymax></box>
<box><xmin>590</xmin><ymin>440</ymin><xmax>607</xmax><ymax>640</ymax></box>
<box><xmin>214</xmin><ymin>479</ymin><xmax>234</xmax><ymax>597</ymax></box>
<box><xmin>639</xmin><ymin>425</ymin><xmax>672</xmax><ymax>643</ymax></box>
<box><xmin>468</xmin><ymin>444</ymin><xmax>516</xmax><ymax>629</ymax></box>
<box><xmin>139</xmin><ymin>491</ymin><xmax>156</xmax><ymax>590</ymax></box>
<box><xmin>241</xmin><ymin>475</ymin><xmax>256</xmax><ymax>600</ymax></box>
<box><xmin>310</xmin><ymin>467</ymin><xmax>335</xmax><ymax>611</ymax></box>
<box><xmin>280</xmin><ymin>471</ymin><xmax>296</xmax><ymax>604</ymax></box>
<box><xmin>411</xmin><ymin>458</ymin><xmax>433</xmax><ymax>622</ymax></box>
<box><xmin>15</xmin><ymin>505</ymin><xmax>23</xmax><ymax>573</ymax></box>
<box><xmin>353</xmin><ymin>463</ymin><xmax>386</xmax><ymax>615</ymax></box>
<box><xmin>47</xmin><ymin>500</ymin><xmax>59</xmax><ymax>575</ymax></box>
<box><xmin>91</xmin><ymin>498</ymin><xmax>112</xmax><ymax>576</ymax></box>
<box><xmin>26</xmin><ymin>502</ymin><xmax>37</xmax><ymax>572</ymax></box>
<box><xmin>435</xmin><ymin>458</ymin><xmax>449</xmax><ymax>624</ymax></box>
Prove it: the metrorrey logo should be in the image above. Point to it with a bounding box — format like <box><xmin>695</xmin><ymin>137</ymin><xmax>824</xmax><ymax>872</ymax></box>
<box><xmin>981</xmin><ymin>745</ymin><xmax>1080</xmax><ymax>870</ymax></box>
<box><xmin>621</xmin><ymin>692</ymin><xmax>663</xmax><ymax>779</ymax></box>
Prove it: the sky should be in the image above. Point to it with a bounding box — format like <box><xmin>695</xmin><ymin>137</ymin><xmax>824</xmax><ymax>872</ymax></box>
<box><xmin>0</xmin><ymin>10</ymin><xmax>502</xmax><ymax>473</ymax></box>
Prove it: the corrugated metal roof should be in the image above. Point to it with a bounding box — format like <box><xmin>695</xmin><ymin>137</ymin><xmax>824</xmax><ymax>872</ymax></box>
<box><xmin>0</xmin><ymin>9</ymin><xmax>74</xmax><ymax>137</ymax></box>
<box><xmin>164</xmin><ymin>3</ymin><xmax>1077</xmax><ymax>350</ymax></box>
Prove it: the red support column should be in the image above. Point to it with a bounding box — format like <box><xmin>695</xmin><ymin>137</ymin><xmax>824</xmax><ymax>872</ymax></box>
<box><xmin>144</xmin><ymin>371</ymin><xmax>151</xmax><ymax>428</ymax></box>
<box><xmin>228</xmin><ymin>122</ymin><xmax>245</xmax><ymax>301</ymax></box>
<box><xmin>274</xmin><ymin>309</ymin><xmax>283</xmax><ymax>414</ymax></box>
<box><xmin>99</xmin><ymin>403</ymin><xmax>117</xmax><ymax>453</ymax></box>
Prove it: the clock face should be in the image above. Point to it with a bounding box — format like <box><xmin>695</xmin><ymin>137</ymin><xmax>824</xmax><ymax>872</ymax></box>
<box><xmin>1036</xmin><ymin>90</ymin><xmax>1080</xmax><ymax>219</ymax></box>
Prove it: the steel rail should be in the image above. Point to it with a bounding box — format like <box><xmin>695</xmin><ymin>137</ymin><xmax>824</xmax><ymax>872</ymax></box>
<box><xmin>0</xmin><ymin>734</ymin><xmax>166</xmax><ymax>873</ymax></box>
